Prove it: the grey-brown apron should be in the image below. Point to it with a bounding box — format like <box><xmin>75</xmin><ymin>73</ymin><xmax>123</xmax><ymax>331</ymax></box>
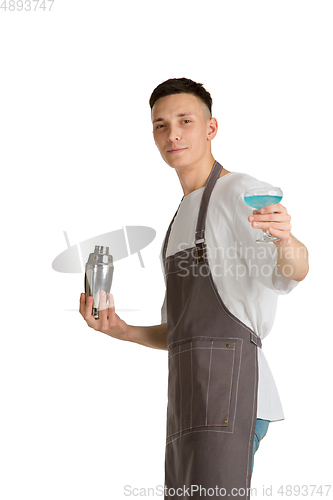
<box><xmin>162</xmin><ymin>161</ymin><xmax>262</xmax><ymax>500</ymax></box>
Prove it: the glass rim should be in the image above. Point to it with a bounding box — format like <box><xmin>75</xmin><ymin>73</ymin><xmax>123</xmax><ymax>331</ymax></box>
<box><xmin>244</xmin><ymin>186</ymin><xmax>283</xmax><ymax>197</ymax></box>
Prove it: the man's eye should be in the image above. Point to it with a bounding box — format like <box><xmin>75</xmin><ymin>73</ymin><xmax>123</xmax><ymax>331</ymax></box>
<box><xmin>156</xmin><ymin>124</ymin><xmax>165</xmax><ymax>129</ymax></box>
<box><xmin>182</xmin><ymin>119</ymin><xmax>191</xmax><ymax>124</ymax></box>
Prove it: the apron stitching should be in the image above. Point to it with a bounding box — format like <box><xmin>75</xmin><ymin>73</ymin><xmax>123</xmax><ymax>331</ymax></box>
<box><xmin>166</xmin><ymin>428</ymin><xmax>236</xmax><ymax>445</ymax></box>
<box><xmin>246</xmin><ymin>345</ymin><xmax>258</xmax><ymax>490</ymax></box>
<box><xmin>168</xmin><ymin>345</ymin><xmax>235</xmax><ymax>360</ymax></box>
<box><xmin>231</xmin><ymin>339</ymin><xmax>242</xmax><ymax>432</ymax></box>
<box><xmin>178</xmin><ymin>345</ymin><xmax>182</xmax><ymax>440</ymax></box>
<box><xmin>164</xmin><ymin>247</ymin><xmax>196</xmax><ymax>261</ymax></box>
<box><xmin>205</xmin><ymin>340</ymin><xmax>214</xmax><ymax>426</ymax></box>
<box><xmin>165</xmin><ymin>268</ymin><xmax>194</xmax><ymax>276</ymax></box>
<box><xmin>226</xmin><ymin>348</ymin><xmax>236</xmax><ymax>426</ymax></box>
<box><xmin>168</xmin><ymin>336</ymin><xmax>239</xmax><ymax>349</ymax></box>
<box><xmin>168</xmin><ymin>422</ymin><xmax>234</xmax><ymax>439</ymax></box>
<box><xmin>190</xmin><ymin>342</ymin><xmax>193</xmax><ymax>430</ymax></box>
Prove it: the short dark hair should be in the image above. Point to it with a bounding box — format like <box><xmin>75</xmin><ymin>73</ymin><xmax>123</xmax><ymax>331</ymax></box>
<box><xmin>149</xmin><ymin>77</ymin><xmax>212</xmax><ymax>118</ymax></box>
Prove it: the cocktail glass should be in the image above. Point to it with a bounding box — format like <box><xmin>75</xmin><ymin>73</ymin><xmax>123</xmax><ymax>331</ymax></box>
<box><xmin>244</xmin><ymin>186</ymin><xmax>283</xmax><ymax>243</ymax></box>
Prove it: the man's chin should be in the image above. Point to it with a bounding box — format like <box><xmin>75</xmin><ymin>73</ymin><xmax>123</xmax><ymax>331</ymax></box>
<box><xmin>163</xmin><ymin>155</ymin><xmax>190</xmax><ymax>169</ymax></box>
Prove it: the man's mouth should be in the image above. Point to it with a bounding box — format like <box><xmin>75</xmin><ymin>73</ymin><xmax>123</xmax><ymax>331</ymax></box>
<box><xmin>167</xmin><ymin>147</ymin><xmax>187</xmax><ymax>154</ymax></box>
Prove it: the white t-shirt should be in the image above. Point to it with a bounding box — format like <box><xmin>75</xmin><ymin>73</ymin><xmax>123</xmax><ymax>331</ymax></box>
<box><xmin>160</xmin><ymin>171</ymin><xmax>299</xmax><ymax>422</ymax></box>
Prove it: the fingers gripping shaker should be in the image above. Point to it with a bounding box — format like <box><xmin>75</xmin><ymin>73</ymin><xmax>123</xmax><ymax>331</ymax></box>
<box><xmin>85</xmin><ymin>246</ymin><xmax>114</xmax><ymax>319</ymax></box>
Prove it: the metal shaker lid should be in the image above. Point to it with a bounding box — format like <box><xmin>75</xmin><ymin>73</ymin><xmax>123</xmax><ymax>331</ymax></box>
<box><xmin>94</xmin><ymin>245</ymin><xmax>110</xmax><ymax>254</ymax></box>
<box><xmin>87</xmin><ymin>246</ymin><xmax>113</xmax><ymax>265</ymax></box>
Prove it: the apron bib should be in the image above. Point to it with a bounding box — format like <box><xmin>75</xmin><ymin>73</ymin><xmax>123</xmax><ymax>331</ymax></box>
<box><xmin>162</xmin><ymin>161</ymin><xmax>262</xmax><ymax>500</ymax></box>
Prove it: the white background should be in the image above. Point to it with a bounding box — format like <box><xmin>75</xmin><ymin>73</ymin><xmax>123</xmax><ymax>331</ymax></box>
<box><xmin>0</xmin><ymin>1</ymin><xmax>332</xmax><ymax>498</ymax></box>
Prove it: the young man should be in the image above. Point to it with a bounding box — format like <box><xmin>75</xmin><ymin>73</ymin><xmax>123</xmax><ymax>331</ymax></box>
<box><xmin>80</xmin><ymin>78</ymin><xmax>309</xmax><ymax>498</ymax></box>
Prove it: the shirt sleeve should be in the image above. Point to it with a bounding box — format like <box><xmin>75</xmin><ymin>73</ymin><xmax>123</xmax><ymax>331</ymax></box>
<box><xmin>271</xmin><ymin>263</ymin><xmax>300</xmax><ymax>294</ymax></box>
<box><xmin>233</xmin><ymin>187</ymin><xmax>300</xmax><ymax>295</ymax></box>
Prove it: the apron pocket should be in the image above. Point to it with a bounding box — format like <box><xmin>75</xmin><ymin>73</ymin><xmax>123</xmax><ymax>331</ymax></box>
<box><xmin>166</xmin><ymin>337</ymin><xmax>242</xmax><ymax>442</ymax></box>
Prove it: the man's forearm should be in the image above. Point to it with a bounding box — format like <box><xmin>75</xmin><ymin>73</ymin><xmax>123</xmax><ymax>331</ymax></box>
<box><xmin>276</xmin><ymin>234</ymin><xmax>309</xmax><ymax>281</ymax></box>
<box><xmin>125</xmin><ymin>323</ymin><xmax>168</xmax><ymax>350</ymax></box>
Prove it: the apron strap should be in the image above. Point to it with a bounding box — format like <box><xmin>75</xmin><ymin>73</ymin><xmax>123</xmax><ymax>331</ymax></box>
<box><xmin>195</xmin><ymin>161</ymin><xmax>223</xmax><ymax>243</ymax></box>
<box><xmin>163</xmin><ymin>161</ymin><xmax>223</xmax><ymax>263</ymax></box>
<box><xmin>194</xmin><ymin>161</ymin><xmax>223</xmax><ymax>263</ymax></box>
<box><xmin>162</xmin><ymin>196</ymin><xmax>184</xmax><ymax>261</ymax></box>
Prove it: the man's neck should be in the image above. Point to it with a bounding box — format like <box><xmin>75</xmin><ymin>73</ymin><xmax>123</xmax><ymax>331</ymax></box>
<box><xmin>176</xmin><ymin>156</ymin><xmax>229</xmax><ymax>196</ymax></box>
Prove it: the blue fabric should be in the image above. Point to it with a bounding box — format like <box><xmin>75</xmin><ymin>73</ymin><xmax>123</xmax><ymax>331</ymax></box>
<box><xmin>252</xmin><ymin>418</ymin><xmax>270</xmax><ymax>476</ymax></box>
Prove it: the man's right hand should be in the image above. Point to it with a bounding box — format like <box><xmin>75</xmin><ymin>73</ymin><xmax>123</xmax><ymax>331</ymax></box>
<box><xmin>80</xmin><ymin>291</ymin><xmax>168</xmax><ymax>350</ymax></box>
<box><xmin>79</xmin><ymin>291</ymin><xmax>130</xmax><ymax>341</ymax></box>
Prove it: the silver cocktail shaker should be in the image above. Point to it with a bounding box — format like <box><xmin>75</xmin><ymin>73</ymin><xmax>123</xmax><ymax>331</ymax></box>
<box><xmin>84</xmin><ymin>246</ymin><xmax>114</xmax><ymax>319</ymax></box>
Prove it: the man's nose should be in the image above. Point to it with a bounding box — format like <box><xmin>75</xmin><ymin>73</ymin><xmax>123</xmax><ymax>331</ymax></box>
<box><xmin>167</xmin><ymin>125</ymin><xmax>181</xmax><ymax>142</ymax></box>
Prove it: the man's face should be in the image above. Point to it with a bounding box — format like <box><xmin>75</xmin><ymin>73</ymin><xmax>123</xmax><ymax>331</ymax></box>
<box><xmin>151</xmin><ymin>93</ymin><xmax>217</xmax><ymax>170</ymax></box>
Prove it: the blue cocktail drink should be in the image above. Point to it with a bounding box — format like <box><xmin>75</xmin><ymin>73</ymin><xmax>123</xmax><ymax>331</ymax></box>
<box><xmin>244</xmin><ymin>194</ymin><xmax>282</xmax><ymax>210</ymax></box>
<box><xmin>244</xmin><ymin>187</ymin><xmax>283</xmax><ymax>243</ymax></box>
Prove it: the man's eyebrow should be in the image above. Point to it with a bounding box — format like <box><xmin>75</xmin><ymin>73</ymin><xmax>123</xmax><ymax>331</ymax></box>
<box><xmin>153</xmin><ymin>113</ymin><xmax>194</xmax><ymax>124</ymax></box>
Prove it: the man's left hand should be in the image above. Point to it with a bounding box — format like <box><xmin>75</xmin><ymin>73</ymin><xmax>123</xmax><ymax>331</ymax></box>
<box><xmin>248</xmin><ymin>203</ymin><xmax>292</xmax><ymax>246</ymax></box>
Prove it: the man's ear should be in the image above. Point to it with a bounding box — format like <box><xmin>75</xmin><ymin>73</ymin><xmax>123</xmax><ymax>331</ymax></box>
<box><xmin>207</xmin><ymin>118</ymin><xmax>218</xmax><ymax>141</ymax></box>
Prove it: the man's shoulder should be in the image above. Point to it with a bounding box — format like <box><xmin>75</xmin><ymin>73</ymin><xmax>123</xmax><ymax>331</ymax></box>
<box><xmin>219</xmin><ymin>170</ymin><xmax>272</xmax><ymax>189</ymax></box>
<box><xmin>215</xmin><ymin>171</ymin><xmax>274</xmax><ymax>201</ymax></box>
